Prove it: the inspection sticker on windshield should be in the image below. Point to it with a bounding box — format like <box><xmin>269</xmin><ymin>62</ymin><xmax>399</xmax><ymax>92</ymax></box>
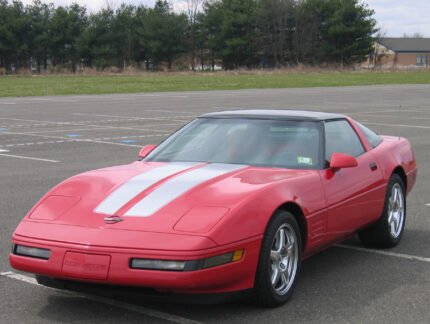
<box><xmin>297</xmin><ymin>156</ymin><xmax>313</xmax><ymax>165</ymax></box>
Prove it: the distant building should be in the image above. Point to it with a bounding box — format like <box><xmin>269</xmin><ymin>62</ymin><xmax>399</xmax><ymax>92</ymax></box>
<box><xmin>368</xmin><ymin>37</ymin><xmax>430</xmax><ymax>68</ymax></box>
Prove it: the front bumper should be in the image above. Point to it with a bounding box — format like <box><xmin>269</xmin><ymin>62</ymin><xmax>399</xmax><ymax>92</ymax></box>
<box><xmin>10</xmin><ymin>234</ymin><xmax>261</xmax><ymax>294</ymax></box>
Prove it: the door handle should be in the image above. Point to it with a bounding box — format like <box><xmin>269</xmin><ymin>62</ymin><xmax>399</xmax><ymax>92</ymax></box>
<box><xmin>369</xmin><ymin>162</ymin><xmax>378</xmax><ymax>171</ymax></box>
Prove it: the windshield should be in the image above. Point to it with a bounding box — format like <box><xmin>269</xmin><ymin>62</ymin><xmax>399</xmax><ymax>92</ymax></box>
<box><xmin>146</xmin><ymin>118</ymin><xmax>322</xmax><ymax>169</ymax></box>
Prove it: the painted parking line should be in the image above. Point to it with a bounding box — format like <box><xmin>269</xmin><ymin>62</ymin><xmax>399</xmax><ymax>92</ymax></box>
<box><xmin>87</xmin><ymin>140</ymin><xmax>142</xmax><ymax>148</ymax></box>
<box><xmin>19</xmin><ymin>127</ymin><xmax>110</xmax><ymax>134</ymax></box>
<box><xmin>120</xmin><ymin>140</ymin><xmax>139</xmax><ymax>144</ymax></box>
<box><xmin>111</xmin><ymin>94</ymin><xmax>190</xmax><ymax>99</ymax></box>
<box><xmin>0</xmin><ymin>271</ymin><xmax>201</xmax><ymax>324</ymax></box>
<box><xmin>0</xmin><ymin>154</ymin><xmax>59</xmax><ymax>163</ymax></box>
<box><xmin>66</xmin><ymin>94</ymin><xmax>189</xmax><ymax>100</ymax></box>
<box><xmin>2</xmin><ymin>131</ymin><xmax>89</xmax><ymax>140</ymax></box>
<box><xmin>0</xmin><ymin>122</ymin><xmax>180</xmax><ymax>132</ymax></box>
<box><xmin>0</xmin><ymin>140</ymin><xmax>75</xmax><ymax>148</ymax></box>
<box><xmin>336</xmin><ymin>244</ymin><xmax>430</xmax><ymax>263</ymax></box>
<box><xmin>353</xmin><ymin>114</ymin><xmax>430</xmax><ymax>121</ymax></box>
<box><xmin>86</xmin><ymin>124</ymin><xmax>173</xmax><ymax>132</ymax></box>
<box><xmin>26</xmin><ymin>98</ymin><xmax>77</xmax><ymax>103</ymax></box>
<box><xmin>0</xmin><ymin>271</ymin><xmax>37</xmax><ymax>285</ymax></box>
<box><xmin>0</xmin><ymin>121</ymin><xmax>131</xmax><ymax>130</ymax></box>
<box><xmin>145</xmin><ymin>109</ymin><xmax>199</xmax><ymax>114</ymax></box>
<box><xmin>1</xmin><ymin>131</ymin><xmax>151</xmax><ymax>148</ymax></box>
<box><xmin>0</xmin><ymin>118</ymin><xmax>186</xmax><ymax>130</ymax></box>
<box><xmin>350</xmin><ymin>109</ymin><xmax>421</xmax><ymax>115</ymax></box>
<box><xmin>365</xmin><ymin>122</ymin><xmax>430</xmax><ymax>130</ymax></box>
<box><xmin>0</xmin><ymin>117</ymin><xmax>63</xmax><ymax>124</ymax></box>
<box><xmin>72</xmin><ymin>113</ymin><xmax>194</xmax><ymax>121</ymax></box>
<box><xmin>425</xmin><ymin>203</ymin><xmax>430</xmax><ymax>207</ymax></box>
<box><xmin>0</xmin><ymin>153</ymin><xmax>59</xmax><ymax>163</ymax></box>
<box><xmin>0</xmin><ymin>117</ymin><xmax>141</xmax><ymax>128</ymax></box>
<box><xmin>0</xmin><ymin>149</ymin><xmax>9</xmax><ymax>153</ymax></box>
<box><xmin>0</xmin><ymin>134</ymin><xmax>170</xmax><ymax>149</ymax></box>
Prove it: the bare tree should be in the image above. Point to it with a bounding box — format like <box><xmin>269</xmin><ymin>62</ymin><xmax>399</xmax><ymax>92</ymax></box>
<box><xmin>293</xmin><ymin>0</ymin><xmax>321</xmax><ymax>65</ymax></box>
<box><xmin>184</xmin><ymin>0</ymin><xmax>203</xmax><ymax>70</ymax></box>
<box><xmin>372</xmin><ymin>28</ymin><xmax>388</xmax><ymax>69</ymax></box>
<box><xmin>403</xmin><ymin>32</ymin><xmax>424</xmax><ymax>38</ymax></box>
<box><xmin>258</xmin><ymin>0</ymin><xmax>295</xmax><ymax>67</ymax></box>
<box><xmin>104</xmin><ymin>0</ymin><xmax>118</xmax><ymax>10</ymax></box>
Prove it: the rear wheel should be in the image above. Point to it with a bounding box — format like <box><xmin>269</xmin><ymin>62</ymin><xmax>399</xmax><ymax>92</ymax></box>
<box><xmin>359</xmin><ymin>174</ymin><xmax>406</xmax><ymax>248</ymax></box>
<box><xmin>254</xmin><ymin>210</ymin><xmax>302</xmax><ymax>307</ymax></box>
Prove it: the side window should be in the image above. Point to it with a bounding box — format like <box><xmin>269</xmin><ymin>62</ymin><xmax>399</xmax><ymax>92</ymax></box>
<box><xmin>325</xmin><ymin>120</ymin><xmax>365</xmax><ymax>161</ymax></box>
<box><xmin>357</xmin><ymin>122</ymin><xmax>382</xmax><ymax>148</ymax></box>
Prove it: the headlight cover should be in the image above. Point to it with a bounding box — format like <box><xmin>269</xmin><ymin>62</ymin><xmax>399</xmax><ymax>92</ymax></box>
<box><xmin>28</xmin><ymin>195</ymin><xmax>80</xmax><ymax>221</ymax></box>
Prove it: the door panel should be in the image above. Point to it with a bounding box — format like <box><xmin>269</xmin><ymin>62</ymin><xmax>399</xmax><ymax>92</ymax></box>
<box><xmin>320</xmin><ymin>151</ymin><xmax>386</xmax><ymax>242</ymax></box>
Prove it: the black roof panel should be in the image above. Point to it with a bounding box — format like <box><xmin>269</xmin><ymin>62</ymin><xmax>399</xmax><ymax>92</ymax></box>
<box><xmin>200</xmin><ymin>110</ymin><xmax>344</xmax><ymax>121</ymax></box>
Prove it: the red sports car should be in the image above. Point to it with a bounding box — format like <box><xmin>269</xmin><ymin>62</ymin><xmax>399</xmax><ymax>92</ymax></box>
<box><xmin>10</xmin><ymin>110</ymin><xmax>417</xmax><ymax>306</ymax></box>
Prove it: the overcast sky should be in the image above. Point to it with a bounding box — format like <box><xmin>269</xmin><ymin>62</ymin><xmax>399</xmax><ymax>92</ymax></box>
<box><xmin>19</xmin><ymin>0</ymin><xmax>430</xmax><ymax>37</ymax></box>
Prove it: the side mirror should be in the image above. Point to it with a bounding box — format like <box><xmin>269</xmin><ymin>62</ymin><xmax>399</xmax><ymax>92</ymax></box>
<box><xmin>330</xmin><ymin>153</ymin><xmax>358</xmax><ymax>170</ymax></box>
<box><xmin>139</xmin><ymin>144</ymin><xmax>157</xmax><ymax>159</ymax></box>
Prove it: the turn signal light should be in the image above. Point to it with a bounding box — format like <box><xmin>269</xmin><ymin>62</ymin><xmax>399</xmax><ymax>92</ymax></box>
<box><xmin>232</xmin><ymin>249</ymin><xmax>244</xmax><ymax>262</ymax></box>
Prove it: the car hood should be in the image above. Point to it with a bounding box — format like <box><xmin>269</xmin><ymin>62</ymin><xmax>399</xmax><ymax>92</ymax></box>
<box><xmin>24</xmin><ymin>161</ymin><xmax>312</xmax><ymax>235</ymax></box>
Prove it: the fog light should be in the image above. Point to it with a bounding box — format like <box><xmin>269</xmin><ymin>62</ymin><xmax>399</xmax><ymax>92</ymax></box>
<box><xmin>131</xmin><ymin>259</ymin><xmax>186</xmax><ymax>271</ymax></box>
<box><xmin>14</xmin><ymin>245</ymin><xmax>51</xmax><ymax>260</ymax></box>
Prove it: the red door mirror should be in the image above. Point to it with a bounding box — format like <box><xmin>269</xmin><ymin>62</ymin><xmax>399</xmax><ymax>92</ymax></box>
<box><xmin>330</xmin><ymin>153</ymin><xmax>358</xmax><ymax>170</ymax></box>
<box><xmin>139</xmin><ymin>144</ymin><xmax>157</xmax><ymax>159</ymax></box>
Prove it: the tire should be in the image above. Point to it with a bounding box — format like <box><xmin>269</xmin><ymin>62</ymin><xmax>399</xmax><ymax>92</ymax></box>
<box><xmin>359</xmin><ymin>174</ymin><xmax>406</xmax><ymax>248</ymax></box>
<box><xmin>253</xmin><ymin>210</ymin><xmax>302</xmax><ymax>307</ymax></box>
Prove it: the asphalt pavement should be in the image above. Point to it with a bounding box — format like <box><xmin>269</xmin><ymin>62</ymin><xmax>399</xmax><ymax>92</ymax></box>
<box><xmin>0</xmin><ymin>85</ymin><xmax>429</xmax><ymax>323</ymax></box>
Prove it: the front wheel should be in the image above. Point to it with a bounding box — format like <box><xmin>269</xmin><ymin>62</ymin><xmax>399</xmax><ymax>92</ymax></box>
<box><xmin>359</xmin><ymin>174</ymin><xmax>406</xmax><ymax>248</ymax></box>
<box><xmin>253</xmin><ymin>210</ymin><xmax>302</xmax><ymax>307</ymax></box>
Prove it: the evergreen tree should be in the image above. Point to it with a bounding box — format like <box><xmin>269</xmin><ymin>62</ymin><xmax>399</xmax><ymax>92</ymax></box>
<box><xmin>0</xmin><ymin>0</ymin><xmax>378</xmax><ymax>72</ymax></box>
<box><xmin>142</xmin><ymin>0</ymin><xmax>188</xmax><ymax>70</ymax></box>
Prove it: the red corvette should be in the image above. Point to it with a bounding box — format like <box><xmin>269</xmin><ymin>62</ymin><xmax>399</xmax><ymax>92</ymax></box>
<box><xmin>10</xmin><ymin>110</ymin><xmax>417</xmax><ymax>306</ymax></box>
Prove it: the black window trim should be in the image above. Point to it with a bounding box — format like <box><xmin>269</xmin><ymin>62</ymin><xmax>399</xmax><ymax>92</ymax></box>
<box><xmin>356</xmin><ymin>121</ymin><xmax>383</xmax><ymax>149</ymax></box>
<box><xmin>322</xmin><ymin>118</ymin><xmax>367</xmax><ymax>168</ymax></box>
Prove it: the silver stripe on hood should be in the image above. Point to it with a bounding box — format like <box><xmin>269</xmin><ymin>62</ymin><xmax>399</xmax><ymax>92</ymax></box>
<box><xmin>125</xmin><ymin>163</ymin><xmax>247</xmax><ymax>217</ymax></box>
<box><xmin>94</xmin><ymin>162</ymin><xmax>200</xmax><ymax>215</ymax></box>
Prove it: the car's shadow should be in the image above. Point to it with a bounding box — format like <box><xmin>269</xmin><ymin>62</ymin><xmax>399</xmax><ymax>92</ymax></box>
<box><xmin>37</xmin><ymin>295</ymin><xmax>167</xmax><ymax>323</ymax></box>
<box><xmin>37</xmin><ymin>231</ymin><xmax>429</xmax><ymax>323</ymax></box>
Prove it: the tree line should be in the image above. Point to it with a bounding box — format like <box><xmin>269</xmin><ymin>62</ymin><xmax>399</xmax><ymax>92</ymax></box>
<box><xmin>0</xmin><ymin>0</ymin><xmax>377</xmax><ymax>73</ymax></box>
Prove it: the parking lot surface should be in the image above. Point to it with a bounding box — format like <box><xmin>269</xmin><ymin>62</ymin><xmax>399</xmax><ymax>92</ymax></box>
<box><xmin>1</xmin><ymin>85</ymin><xmax>429</xmax><ymax>323</ymax></box>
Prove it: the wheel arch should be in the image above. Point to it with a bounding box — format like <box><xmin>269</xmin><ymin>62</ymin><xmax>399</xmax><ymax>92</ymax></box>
<box><xmin>276</xmin><ymin>202</ymin><xmax>307</xmax><ymax>252</ymax></box>
<box><xmin>392</xmin><ymin>166</ymin><xmax>407</xmax><ymax>189</ymax></box>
